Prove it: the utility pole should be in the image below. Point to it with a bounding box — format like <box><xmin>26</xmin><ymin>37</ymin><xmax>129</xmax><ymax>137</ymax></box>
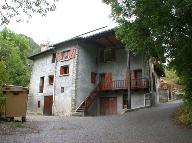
<box><xmin>127</xmin><ymin>49</ymin><xmax>131</xmax><ymax>109</ymax></box>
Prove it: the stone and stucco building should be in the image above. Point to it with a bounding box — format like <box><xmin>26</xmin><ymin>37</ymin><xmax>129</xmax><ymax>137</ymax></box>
<box><xmin>28</xmin><ymin>29</ymin><xmax>160</xmax><ymax>116</ymax></box>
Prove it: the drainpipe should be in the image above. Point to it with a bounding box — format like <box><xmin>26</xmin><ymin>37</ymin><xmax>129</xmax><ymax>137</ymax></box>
<box><xmin>126</xmin><ymin>49</ymin><xmax>131</xmax><ymax>109</ymax></box>
<box><xmin>53</xmin><ymin>48</ymin><xmax>57</xmax><ymax>115</ymax></box>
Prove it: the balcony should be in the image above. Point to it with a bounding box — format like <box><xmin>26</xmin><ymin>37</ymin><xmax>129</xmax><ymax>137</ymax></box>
<box><xmin>99</xmin><ymin>78</ymin><xmax>149</xmax><ymax>91</ymax></box>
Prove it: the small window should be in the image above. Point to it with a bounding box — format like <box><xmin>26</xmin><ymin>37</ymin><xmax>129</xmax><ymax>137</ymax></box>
<box><xmin>60</xmin><ymin>65</ymin><xmax>69</xmax><ymax>75</ymax></box>
<box><xmin>39</xmin><ymin>77</ymin><xmax>44</xmax><ymax>93</ymax></box>
<box><xmin>100</xmin><ymin>48</ymin><xmax>116</xmax><ymax>62</ymax></box>
<box><xmin>91</xmin><ymin>72</ymin><xmax>97</xmax><ymax>84</ymax></box>
<box><xmin>104</xmin><ymin>49</ymin><xmax>112</xmax><ymax>62</ymax></box>
<box><xmin>52</xmin><ymin>53</ymin><xmax>56</xmax><ymax>63</ymax></box>
<box><xmin>38</xmin><ymin>101</ymin><xmax>40</xmax><ymax>108</ymax></box>
<box><xmin>48</xmin><ymin>75</ymin><xmax>54</xmax><ymax>85</ymax></box>
<box><xmin>61</xmin><ymin>87</ymin><xmax>64</xmax><ymax>93</ymax></box>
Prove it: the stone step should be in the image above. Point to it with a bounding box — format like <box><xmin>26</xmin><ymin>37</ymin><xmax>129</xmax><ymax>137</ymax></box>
<box><xmin>71</xmin><ymin>112</ymin><xmax>84</xmax><ymax>117</ymax></box>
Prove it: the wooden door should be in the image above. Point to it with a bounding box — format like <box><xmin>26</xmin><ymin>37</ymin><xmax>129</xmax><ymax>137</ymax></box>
<box><xmin>100</xmin><ymin>97</ymin><xmax>117</xmax><ymax>115</ymax></box>
<box><xmin>44</xmin><ymin>96</ymin><xmax>53</xmax><ymax>115</ymax></box>
<box><xmin>104</xmin><ymin>72</ymin><xmax>112</xmax><ymax>90</ymax></box>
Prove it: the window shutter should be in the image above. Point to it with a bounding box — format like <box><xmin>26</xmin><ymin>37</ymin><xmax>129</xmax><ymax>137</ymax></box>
<box><xmin>112</xmin><ymin>48</ymin><xmax>116</xmax><ymax>61</ymax></box>
<box><xmin>105</xmin><ymin>72</ymin><xmax>112</xmax><ymax>89</ymax></box>
<box><xmin>131</xmin><ymin>70</ymin><xmax>136</xmax><ymax>88</ymax></box>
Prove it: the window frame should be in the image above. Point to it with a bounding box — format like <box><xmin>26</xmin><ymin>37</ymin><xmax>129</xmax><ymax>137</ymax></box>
<box><xmin>61</xmin><ymin>87</ymin><xmax>64</xmax><ymax>93</ymax></box>
<box><xmin>104</xmin><ymin>49</ymin><xmax>112</xmax><ymax>62</ymax></box>
<box><xmin>48</xmin><ymin>75</ymin><xmax>54</xmax><ymax>85</ymax></box>
<box><xmin>39</xmin><ymin>76</ymin><xmax>44</xmax><ymax>93</ymax></box>
<box><xmin>60</xmin><ymin>65</ymin><xmax>69</xmax><ymax>76</ymax></box>
<box><xmin>100</xmin><ymin>48</ymin><xmax>116</xmax><ymax>63</ymax></box>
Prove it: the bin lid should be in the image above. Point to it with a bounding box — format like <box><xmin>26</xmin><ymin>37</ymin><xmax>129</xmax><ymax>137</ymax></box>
<box><xmin>2</xmin><ymin>85</ymin><xmax>28</xmax><ymax>92</ymax></box>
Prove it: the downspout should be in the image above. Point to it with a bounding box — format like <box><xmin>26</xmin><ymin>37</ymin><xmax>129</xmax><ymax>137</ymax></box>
<box><xmin>53</xmin><ymin>47</ymin><xmax>57</xmax><ymax>115</ymax></box>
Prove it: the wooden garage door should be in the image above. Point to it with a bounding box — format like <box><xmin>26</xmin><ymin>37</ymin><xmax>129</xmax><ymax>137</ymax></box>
<box><xmin>44</xmin><ymin>96</ymin><xmax>53</xmax><ymax>115</ymax></box>
<box><xmin>100</xmin><ymin>97</ymin><xmax>117</xmax><ymax>115</ymax></box>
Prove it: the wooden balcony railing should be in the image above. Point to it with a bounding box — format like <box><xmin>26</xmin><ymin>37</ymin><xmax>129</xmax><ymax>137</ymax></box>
<box><xmin>99</xmin><ymin>78</ymin><xmax>149</xmax><ymax>91</ymax></box>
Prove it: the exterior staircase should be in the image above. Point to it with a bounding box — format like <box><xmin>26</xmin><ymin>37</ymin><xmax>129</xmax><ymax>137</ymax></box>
<box><xmin>72</xmin><ymin>84</ymin><xmax>100</xmax><ymax>116</ymax></box>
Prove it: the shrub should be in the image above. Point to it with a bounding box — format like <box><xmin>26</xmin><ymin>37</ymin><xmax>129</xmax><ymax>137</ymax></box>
<box><xmin>174</xmin><ymin>103</ymin><xmax>192</xmax><ymax>126</ymax></box>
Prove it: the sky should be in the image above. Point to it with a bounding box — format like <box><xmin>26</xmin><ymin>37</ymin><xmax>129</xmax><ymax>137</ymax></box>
<box><xmin>5</xmin><ymin>0</ymin><xmax>117</xmax><ymax>45</ymax></box>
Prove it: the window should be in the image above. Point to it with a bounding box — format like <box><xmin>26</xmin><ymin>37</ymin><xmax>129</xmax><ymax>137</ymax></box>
<box><xmin>52</xmin><ymin>53</ymin><xmax>56</xmax><ymax>63</ymax></box>
<box><xmin>100</xmin><ymin>48</ymin><xmax>116</xmax><ymax>62</ymax></box>
<box><xmin>38</xmin><ymin>101</ymin><xmax>40</xmax><ymax>108</ymax></box>
<box><xmin>61</xmin><ymin>87</ymin><xmax>64</xmax><ymax>93</ymax></box>
<box><xmin>104</xmin><ymin>49</ymin><xmax>112</xmax><ymax>62</ymax></box>
<box><xmin>48</xmin><ymin>75</ymin><xmax>54</xmax><ymax>85</ymax></box>
<box><xmin>60</xmin><ymin>65</ymin><xmax>69</xmax><ymax>75</ymax></box>
<box><xmin>39</xmin><ymin>77</ymin><xmax>44</xmax><ymax>93</ymax></box>
<box><xmin>91</xmin><ymin>72</ymin><xmax>97</xmax><ymax>84</ymax></box>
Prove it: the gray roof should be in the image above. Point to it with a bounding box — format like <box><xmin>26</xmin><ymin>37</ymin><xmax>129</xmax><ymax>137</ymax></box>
<box><xmin>28</xmin><ymin>27</ymin><xmax>115</xmax><ymax>60</ymax></box>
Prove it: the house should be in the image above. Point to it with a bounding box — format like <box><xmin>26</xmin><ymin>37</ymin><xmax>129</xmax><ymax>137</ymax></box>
<box><xmin>28</xmin><ymin>29</ymin><xmax>160</xmax><ymax>116</ymax></box>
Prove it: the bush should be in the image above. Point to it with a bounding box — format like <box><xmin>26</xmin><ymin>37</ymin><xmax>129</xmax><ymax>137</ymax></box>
<box><xmin>174</xmin><ymin>103</ymin><xmax>192</xmax><ymax>126</ymax></box>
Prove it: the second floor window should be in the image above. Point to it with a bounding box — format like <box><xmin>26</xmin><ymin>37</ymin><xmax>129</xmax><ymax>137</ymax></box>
<box><xmin>60</xmin><ymin>65</ymin><xmax>69</xmax><ymax>75</ymax></box>
<box><xmin>48</xmin><ymin>75</ymin><xmax>54</xmax><ymax>85</ymax></box>
<box><xmin>100</xmin><ymin>48</ymin><xmax>116</xmax><ymax>62</ymax></box>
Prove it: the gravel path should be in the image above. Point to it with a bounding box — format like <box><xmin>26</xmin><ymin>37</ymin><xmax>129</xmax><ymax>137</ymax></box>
<box><xmin>0</xmin><ymin>100</ymin><xmax>191</xmax><ymax>143</ymax></box>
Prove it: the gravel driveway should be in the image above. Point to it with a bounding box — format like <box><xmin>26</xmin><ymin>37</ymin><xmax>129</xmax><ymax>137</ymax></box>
<box><xmin>0</xmin><ymin>100</ymin><xmax>191</xmax><ymax>143</ymax></box>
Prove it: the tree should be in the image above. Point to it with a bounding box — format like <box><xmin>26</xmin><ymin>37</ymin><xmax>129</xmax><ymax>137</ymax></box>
<box><xmin>0</xmin><ymin>28</ymin><xmax>31</xmax><ymax>86</ymax></box>
<box><xmin>103</xmin><ymin>0</ymin><xmax>192</xmax><ymax>104</ymax></box>
<box><xmin>0</xmin><ymin>0</ymin><xmax>58</xmax><ymax>25</ymax></box>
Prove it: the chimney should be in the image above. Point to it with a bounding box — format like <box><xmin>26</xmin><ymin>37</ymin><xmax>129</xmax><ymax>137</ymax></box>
<box><xmin>40</xmin><ymin>43</ymin><xmax>49</xmax><ymax>52</ymax></box>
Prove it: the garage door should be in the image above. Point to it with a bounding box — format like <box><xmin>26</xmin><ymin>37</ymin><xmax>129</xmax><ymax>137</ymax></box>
<box><xmin>100</xmin><ymin>97</ymin><xmax>117</xmax><ymax>115</ymax></box>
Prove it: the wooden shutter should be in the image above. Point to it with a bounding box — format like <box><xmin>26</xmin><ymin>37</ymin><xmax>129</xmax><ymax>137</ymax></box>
<box><xmin>105</xmin><ymin>72</ymin><xmax>112</xmax><ymax>89</ymax></box>
<box><xmin>131</xmin><ymin>70</ymin><xmax>136</xmax><ymax>88</ymax></box>
<box><xmin>112</xmin><ymin>48</ymin><xmax>116</xmax><ymax>61</ymax></box>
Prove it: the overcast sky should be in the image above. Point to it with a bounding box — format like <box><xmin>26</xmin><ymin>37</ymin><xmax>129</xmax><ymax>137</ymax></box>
<box><xmin>5</xmin><ymin>0</ymin><xmax>116</xmax><ymax>44</ymax></box>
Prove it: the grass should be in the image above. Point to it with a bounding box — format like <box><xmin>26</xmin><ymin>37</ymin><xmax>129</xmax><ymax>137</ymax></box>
<box><xmin>10</xmin><ymin>122</ymin><xmax>25</xmax><ymax>128</ymax></box>
<box><xmin>174</xmin><ymin>103</ymin><xmax>192</xmax><ymax>127</ymax></box>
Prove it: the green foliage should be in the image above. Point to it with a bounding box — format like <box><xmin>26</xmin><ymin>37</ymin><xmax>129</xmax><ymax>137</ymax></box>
<box><xmin>174</xmin><ymin>103</ymin><xmax>192</xmax><ymax>125</ymax></box>
<box><xmin>165</xmin><ymin>68</ymin><xmax>181</xmax><ymax>84</ymax></box>
<box><xmin>104</xmin><ymin>0</ymin><xmax>192</xmax><ymax>104</ymax></box>
<box><xmin>1</xmin><ymin>0</ymin><xmax>58</xmax><ymax>25</ymax></box>
<box><xmin>0</xmin><ymin>28</ymin><xmax>31</xmax><ymax>86</ymax></box>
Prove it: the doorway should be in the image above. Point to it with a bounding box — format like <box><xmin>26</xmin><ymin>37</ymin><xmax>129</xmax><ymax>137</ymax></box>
<box><xmin>100</xmin><ymin>97</ymin><xmax>117</xmax><ymax>115</ymax></box>
<box><xmin>44</xmin><ymin>96</ymin><xmax>53</xmax><ymax>115</ymax></box>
